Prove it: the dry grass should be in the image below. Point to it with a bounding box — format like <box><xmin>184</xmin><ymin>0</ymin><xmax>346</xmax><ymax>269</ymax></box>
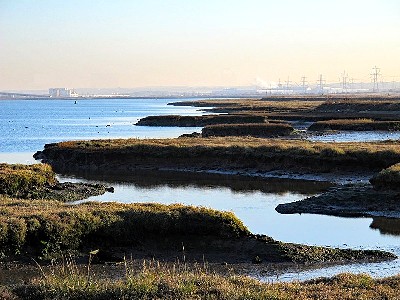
<box><xmin>171</xmin><ymin>99</ymin><xmax>324</xmax><ymax>113</ymax></box>
<box><xmin>202</xmin><ymin>123</ymin><xmax>294</xmax><ymax>137</ymax></box>
<box><xmin>315</xmin><ymin>100</ymin><xmax>400</xmax><ymax>113</ymax></box>
<box><xmin>0</xmin><ymin>163</ymin><xmax>57</xmax><ymax>198</ymax></box>
<box><xmin>9</xmin><ymin>258</ymin><xmax>400</xmax><ymax>299</ymax></box>
<box><xmin>0</xmin><ymin>195</ymin><xmax>248</xmax><ymax>258</ymax></box>
<box><xmin>50</xmin><ymin>137</ymin><xmax>400</xmax><ymax>171</ymax></box>
<box><xmin>54</xmin><ymin>136</ymin><xmax>400</xmax><ymax>153</ymax></box>
<box><xmin>135</xmin><ymin>114</ymin><xmax>266</xmax><ymax>127</ymax></box>
<box><xmin>309</xmin><ymin>119</ymin><xmax>400</xmax><ymax>131</ymax></box>
<box><xmin>172</xmin><ymin>98</ymin><xmax>400</xmax><ymax>121</ymax></box>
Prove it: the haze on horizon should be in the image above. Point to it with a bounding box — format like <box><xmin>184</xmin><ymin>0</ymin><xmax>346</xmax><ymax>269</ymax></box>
<box><xmin>1</xmin><ymin>0</ymin><xmax>399</xmax><ymax>91</ymax></box>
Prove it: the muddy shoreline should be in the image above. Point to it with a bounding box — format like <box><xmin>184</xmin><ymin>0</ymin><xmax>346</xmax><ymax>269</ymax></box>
<box><xmin>276</xmin><ymin>183</ymin><xmax>400</xmax><ymax>218</ymax></box>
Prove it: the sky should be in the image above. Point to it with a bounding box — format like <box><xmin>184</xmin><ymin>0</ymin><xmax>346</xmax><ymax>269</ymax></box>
<box><xmin>1</xmin><ymin>0</ymin><xmax>400</xmax><ymax>90</ymax></box>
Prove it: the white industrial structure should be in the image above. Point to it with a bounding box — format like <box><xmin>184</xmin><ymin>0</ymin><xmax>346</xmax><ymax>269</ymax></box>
<box><xmin>49</xmin><ymin>88</ymin><xmax>78</xmax><ymax>98</ymax></box>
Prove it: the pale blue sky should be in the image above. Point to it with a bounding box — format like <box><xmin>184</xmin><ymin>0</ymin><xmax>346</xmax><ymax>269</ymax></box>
<box><xmin>1</xmin><ymin>0</ymin><xmax>399</xmax><ymax>89</ymax></box>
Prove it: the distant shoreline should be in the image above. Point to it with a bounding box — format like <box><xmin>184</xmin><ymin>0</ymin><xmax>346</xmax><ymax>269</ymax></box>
<box><xmin>0</xmin><ymin>95</ymin><xmax>261</xmax><ymax>101</ymax></box>
<box><xmin>2</xmin><ymin>93</ymin><xmax>400</xmax><ymax>101</ymax></box>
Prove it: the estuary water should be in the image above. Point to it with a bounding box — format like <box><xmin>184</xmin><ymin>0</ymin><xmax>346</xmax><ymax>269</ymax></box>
<box><xmin>1</xmin><ymin>98</ymin><xmax>400</xmax><ymax>281</ymax></box>
<box><xmin>0</xmin><ymin>98</ymin><xmax>204</xmax><ymax>154</ymax></box>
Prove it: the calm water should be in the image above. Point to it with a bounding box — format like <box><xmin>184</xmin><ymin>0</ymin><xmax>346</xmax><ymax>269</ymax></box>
<box><xmin>1</xmin><ymin>98</ymin><xmax>400</xmax><ymax>281</ymax></box>
<box><xmin>309</xmin><ymin>131</ymin><xmax>400</xmax><ymax>142</ymax></box>
<box><xmin>0</xmin><ymin>98</ymin><xmax>204</xmax><ymax>153</ymax></box>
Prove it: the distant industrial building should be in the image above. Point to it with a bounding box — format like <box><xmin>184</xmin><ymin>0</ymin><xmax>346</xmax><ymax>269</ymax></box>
<box><xmin>49</xmin><ymin>88</ymin><xmax>78</xmax><ymax>98</ymax></box>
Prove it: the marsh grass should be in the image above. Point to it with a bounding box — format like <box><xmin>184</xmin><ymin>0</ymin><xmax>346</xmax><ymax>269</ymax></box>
<box><xmin>309</xmin><ymin>119</ymin><xmax>400</xmax><ymax>131</ymax></box>
<box><xmin>0</xmin><ymin>196</ymin><xmax>249</xmax><ymax>258</ymax></box>
<box><xmin>202</xmin><ymin>123</ymin><xmax>294</xmax><ymax>138</ymax></box>
<box><xmin>171</xmin><ymin>99</ymin><xmax>324</xmax><ymax>112</ymax></box>
<box><xmin>0</xmin><ymin>163</ymin><xmax>56</xmax><ymax>198</ymax></box>
<box><xmin>315</xmin><ymin>100</ymin><xmax>400</xmax><ymax>112</ymax></box>
<box><xmin>10</xmin><ymin>255</ymin><xmax>400</xmax><ymax>299</ymax></box>
<box><xmin>45</xmin><ymin>137</ymin><xmax>400</xmax><ymax>172</ymax></box>
<box><xmin>136</xmin><ymin>114</ymin><xmax>266</xmax><ymax>127</ymax></box>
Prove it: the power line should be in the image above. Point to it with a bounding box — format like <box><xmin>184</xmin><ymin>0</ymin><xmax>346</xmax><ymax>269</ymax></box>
<box><xmin>317</xmin><ymin>74</ymin><xmax>325</xmax><ymax>94</ymax></box>
<box><xmin>301</xmin><ymin>76</ymin><xmax>307</xmax><ymax>93</ymax></box>
<box><xmin>370</xmin><ymin>66</ymin><xmax>381</xmax><ymax>92</ymax></box>
<box><xmin>341</xmin><ymin>71</ymin><xmax>349</xmax><ymax>92</ymax></box>
<box><xmin>285</xmin><ymin>77</ymin><xmax>292</xmax><ymax>94</ymax></box>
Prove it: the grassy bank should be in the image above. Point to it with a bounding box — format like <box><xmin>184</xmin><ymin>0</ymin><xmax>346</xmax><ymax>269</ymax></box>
<box><xmin>171</xmin><ymin>97</ymin><xmax>400</xmax><ymax>121</ymax></box>
<box><xmin>0</xmin><ymin>195</ymin><xmax>392</xmax><ymax>263</ymax></box>
<box><xmin>202</xmin><ymin>123</ymin><xmax>294</xmax><ymax>138</ymax></box>
<box><xmin>35</xmin><ymin>137</ymin><xmax>400</xmax><ymax>174</ymax></box>
<box><xmin>7</xmin><ymin>263</ymin><xmax>400</xmax><ymax>300</ymax></box>
<box><xmin>170</xmin><ymin>99</ymin><xmax>324</xmax><ymax>114</ymax></box>
<box><xmin>0</xmin><ymin>163</ymin><xmax>56</xmax><ymax>198</ymax></box>
<box><xmin>135</xmin><ymin>114</ymin><xmax>266</xmax><ymax>127</ymax></box>
<box><xmin>0</xmin><ymin>196</ymin><xmax>248</xmax><ymax>258</ymax></box>
<box><xmin>308</xmin><ymin>119</ymin><xmax>400</xmax><ymax>131</ymax></box>
<box><xmin>315</xmin><ymin>100</ymin><xmax>400</xmax><ymax>113</ymax></box>
<box><xmin>0</xmin><ymin>163</ymin><xmax>108</xmax><ymax>201</ymax></box>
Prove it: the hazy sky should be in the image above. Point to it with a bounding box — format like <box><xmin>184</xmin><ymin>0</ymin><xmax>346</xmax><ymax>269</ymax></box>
<box><xmin>1</xmin><ymin>0</ymin><xmax>399</xmax><ymax>90</ymax></box>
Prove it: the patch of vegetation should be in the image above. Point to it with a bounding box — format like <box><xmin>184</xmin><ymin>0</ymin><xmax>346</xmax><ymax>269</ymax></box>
<box><xmin>309</xmin><ymin>119</ymin><xmax>400</xmax><ymax>131</ymax></box>
<box><xmin>315</xmin><ymin>100</ymin><xmax>400</xmax><ymax>113</ymax></box>
<box><xmin>170</xmin><ymin>98</ymin><xmax>324</xmax><ymax>114</ymax></box>
<box><xmin>0</xmin><ymin>163</ymin><xmax>108</xmax><ymax>201</ymax></box>
<box><xmin>202</xmin><ymin>123</ymin><xmax>294</xmax><ymax>137</ymax></box>
<box><xmin>8</xmin><ymin>260</ymin><xmax>400</xmax><ymax>300</ymax></box>
<box><xmin>0</xmin><ymin>195</ymin><xmax>392</xmax><ymax>263</ymax></box>
<box><xmin>135</xmin><ymin>114</ymin><xmax>266</xmax><ymax>127</ymax></box>
<box><xmin>370</xmin><ymin>163</ymin><xmax>400</xmax><ymax>190</ymax></box>
<box><xmin>0</xmin><ymin>163</ymin><xmax>56</xmax><ymax>198</ymax></box>
<box><xmin>36</xmin><ymin>137</ymin><xmax>400</xmax><ymax>174</ymax></box>
<box><xmin>0</xmin><ymin>196</ymin><xmax>248</xmax><ymax>258</ymax></box>
<box><xmin>171</xmin><ymin>97</ymin><xmax>400</xmax><ymax>122</ymax></box>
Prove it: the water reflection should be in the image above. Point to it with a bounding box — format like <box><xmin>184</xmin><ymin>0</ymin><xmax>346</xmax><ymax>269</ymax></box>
<box><xmin>59</xmin><ymin>169</ymin><xmax>333</xmax><ymax>196</ymax></box>
<box><xmin>370</xmin><ymin>217</ymin><xmax>400</xmax><ymax>236</ymax></box>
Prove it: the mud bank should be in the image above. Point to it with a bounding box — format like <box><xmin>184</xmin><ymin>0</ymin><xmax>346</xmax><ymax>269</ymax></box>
<box><xmin>276</xmin><ymin>184</ymin><xmax>400</xmax><ymax>218</ymax></box>
<box><xmin>135</xmin><ymin>114</ymin><xmax>266</xmax><ymax>127</ymax></box>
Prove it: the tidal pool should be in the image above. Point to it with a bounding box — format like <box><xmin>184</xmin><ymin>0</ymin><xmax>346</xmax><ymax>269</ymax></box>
<box><xmin>64</xmin><ymin>170</ymin><xmax>400</xmax><ymax>281</ymax></box>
